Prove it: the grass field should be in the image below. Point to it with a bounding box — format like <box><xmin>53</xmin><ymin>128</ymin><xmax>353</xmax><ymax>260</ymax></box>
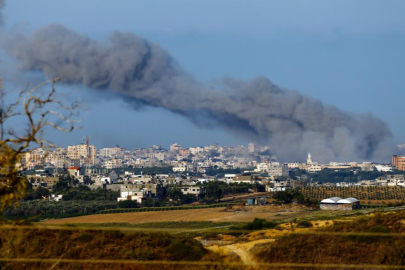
<box><xmin>41</xmin><ymin>204</ymin><xmax>392</xmax><ymax>226</ymax></box>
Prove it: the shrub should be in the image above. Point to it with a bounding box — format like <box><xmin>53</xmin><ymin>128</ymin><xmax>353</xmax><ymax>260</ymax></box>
<box><xmin>244</xmin><ymin>218</ymin><xmax>278</xmax><ymax>230</ymax></box>
<box><xmin>369</xmin><ymin>225</ymin><xmax>390</xmax><ymax>233</ymax></box>
<box><xmin>166</xmin><ymin>239</ymin><xmax>207</xmax><ymax>261</ymax></box>
<box><xmin>118</xmin><ymin>200</ymin><xmax>138</xmax><ymax>209</ymax></box>
<box><xmin>296</xmin><ymin>221</ymin><xmax>313</xmax><ymax>228</ymax></box>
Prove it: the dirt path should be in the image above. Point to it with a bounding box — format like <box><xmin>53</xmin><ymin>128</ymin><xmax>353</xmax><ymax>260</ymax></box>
<box><xmin>207</xmin><ymin>239</ymin><xmax>274</xmax><ymax>269</ymax></box>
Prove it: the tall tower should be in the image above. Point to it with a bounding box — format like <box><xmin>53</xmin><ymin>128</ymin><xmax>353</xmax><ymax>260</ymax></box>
<box><xmin>307</xmin><ymin>153</ymin><xmax>312</xmax><ymax>164</ymax></box>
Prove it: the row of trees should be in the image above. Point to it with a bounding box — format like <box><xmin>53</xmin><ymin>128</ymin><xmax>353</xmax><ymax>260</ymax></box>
<box><xmin>23</xmin><ymin>175</ymin><xmax>119</xmax><ymax>201</ymax></box>
<box><xmin>3</xmin><ymin>200</ymin><xmax>118</xmax><ymax>217</ymax></box>
<box><xmin>291</xmin><ymin>168</ymin><xmax>401</xmax><ymax>183</ymax></box>
<box><xmin>299</xmin><ymin>186</ymin><xmax>405</xmax><ymax>201</ymax></box>
<box><xmin>272</xmin><ymin>189</ymin><xmax>318</xmax><ymax>206</ymax></box>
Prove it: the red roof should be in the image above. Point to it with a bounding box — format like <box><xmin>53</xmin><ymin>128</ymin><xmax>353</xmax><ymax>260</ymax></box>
<box><xmin>68</xmin><ymin>167</ymin><xmax>81</xmax><ymax>170</ymax></box>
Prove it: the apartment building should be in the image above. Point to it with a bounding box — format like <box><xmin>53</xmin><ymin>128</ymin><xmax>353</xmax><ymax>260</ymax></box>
<box><xmin>393</xmin><ymin>155</ymin><xmax>405</xmax><ymax>171</ymax></box>
<box><xmin>67</xmin><ymin>144</ymin><xmax>96</xmax><ymax>165</ymax></box>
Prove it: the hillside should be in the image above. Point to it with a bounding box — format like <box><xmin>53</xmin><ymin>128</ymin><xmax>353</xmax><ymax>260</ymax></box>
<box><xmin>253</xmin><ymin>210</ymin><xmax>405</xmax><ymax>269</ymax></box>
<box><xmin>0</xmin><ymin>225</ymin><xmax>241</xmax><ymax>270</ymax></box>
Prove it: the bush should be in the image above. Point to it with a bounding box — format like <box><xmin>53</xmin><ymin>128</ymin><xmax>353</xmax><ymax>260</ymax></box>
<box><xmin>244</xmin><ymin>218</ymin><xmax>277</xmax><ymax>230</ymax></box>
<box><xmin>118</xmin><ymin>200</ymin><xmax>138</xmax><ymax>209</ymax></box>
<box><xmin>369</xmin><ymin>225</ymin><xmax>390</xmax><ymax>233</ymax></box>
<box><xmin>296</xmin><ymin>221</ymin><xmax>313</xmax><ymax>228</ymax></box>
<box><xmin>166</xmin><ymin>239</ymin><xmax>207</xmax><ymax>261</ymax></box>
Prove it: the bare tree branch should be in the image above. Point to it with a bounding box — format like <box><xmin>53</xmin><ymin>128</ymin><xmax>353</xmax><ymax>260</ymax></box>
<box><xmin>0</xmin><ymin>77</ymin><xmax>83</xmax><ymax>212</ymax></box>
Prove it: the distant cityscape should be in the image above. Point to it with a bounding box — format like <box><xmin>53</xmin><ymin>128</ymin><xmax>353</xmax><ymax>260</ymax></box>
<box><xmin>16</xmin><ymin>138</ymin><xmax>405</xmax><ymax>204</ymax></box>
<box><xmin>21</xmin><ymin>139</ymin><xmax>405</xmax><ymax>172</ymax></box>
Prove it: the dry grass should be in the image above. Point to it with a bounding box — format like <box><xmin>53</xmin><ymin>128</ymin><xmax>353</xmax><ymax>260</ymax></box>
<box><xmin>43</xmin><ymin>207</ymin><xmax>305</xmax><ymax>225</ymax></box>
<box><xmin>252</xmin><ymin>210</ymin><xmax>405</xmax><ymax>269</ymax></box>
<box><xmin>41</xmin><ymin>205</ymin><xmax>319</xmax><ymax>225</ymax></box>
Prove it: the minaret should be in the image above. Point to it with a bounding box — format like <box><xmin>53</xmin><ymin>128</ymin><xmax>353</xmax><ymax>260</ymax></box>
<box><xmin>307</xmin><ymin>153</ymin><xmax>312</xmax><ymax>164</ymax></box>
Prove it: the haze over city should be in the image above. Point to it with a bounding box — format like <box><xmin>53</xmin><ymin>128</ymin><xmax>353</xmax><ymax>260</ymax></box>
<box><xmin>1</xmin><ymin>0</ymin><xmax>405</xmax><ymax>163</ymax></box>
<box><xmin>4</xmin><ymin>2</ymin><xmax>405</xmax><ymax>269</ymax></box>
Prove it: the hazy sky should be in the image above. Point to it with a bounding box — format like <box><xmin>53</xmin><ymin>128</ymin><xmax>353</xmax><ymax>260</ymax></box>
<box><xmin>2</xmin><ymin>0</ymin><xmax>405</xmax><ymax>151</ymax></box>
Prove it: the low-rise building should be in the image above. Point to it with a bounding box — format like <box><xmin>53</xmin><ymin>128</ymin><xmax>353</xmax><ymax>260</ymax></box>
<box><xmin>320</xmin><ymin>197</ymin><xmax>360</xmax><ymax>210</ymax></box>
<box><xmin>393</xmin><ymin>155</ymin><xmax>405</xmax><ymax>171</ymax></box>
<box><xmin>178</xmin><ymin>186</ymin><xmax>205</xmax><ymax>198</ymax></box>
<box><xmin>232</xmin><ymin>174</ymin><xmax>257</xmax><ymax>184</ymax></box>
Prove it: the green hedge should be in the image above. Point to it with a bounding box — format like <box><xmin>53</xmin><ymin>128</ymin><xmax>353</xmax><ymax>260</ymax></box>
<box><xmin>96</xmin><ymin>203</ymin><xmax>238</xmax><ymax>215</ymax></box>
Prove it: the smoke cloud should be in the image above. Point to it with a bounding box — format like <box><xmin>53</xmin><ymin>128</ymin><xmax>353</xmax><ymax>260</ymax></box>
<box><xmin>1</xmin><ymin>23</ymin><xmax>394</xmax><ymax>162</ymax></box>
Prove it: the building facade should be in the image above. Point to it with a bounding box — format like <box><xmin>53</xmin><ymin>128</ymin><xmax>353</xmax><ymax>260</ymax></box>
<box><xmin>67</xmin><ymin>144</ymin><xmax>96</xmax><ymax>165</ymax></box>
<box><xmin>393</xmin><ymin>155</ymin><xmax>405</xmax><ymax>171</ymax></box>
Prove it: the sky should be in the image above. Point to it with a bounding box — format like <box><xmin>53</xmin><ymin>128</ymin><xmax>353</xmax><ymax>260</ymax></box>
<box><xmin>2</xmin><ymin>0</ymin><xmax>405</xmax><ymax>152</ymax></box>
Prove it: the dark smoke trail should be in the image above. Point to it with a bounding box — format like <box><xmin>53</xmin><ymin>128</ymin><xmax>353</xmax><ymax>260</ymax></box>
<box><xmin>2</xmin><ymin>24</ymin><xmax>394</xmax><ymax>162</ymax></box>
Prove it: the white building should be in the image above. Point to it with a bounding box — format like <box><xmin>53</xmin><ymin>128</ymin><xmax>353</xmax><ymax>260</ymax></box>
<box><xmin>178</xmin><ymin>187</ymin><xmax>205</xmax><ymax>197</ymax></box>
<box><xmin>307</xmin><ymin>164</ymin><xmax>322</xmax><ymax>173</ymax></box>
<box><xmin>287</xmin><ymin>162</ymin><xmax>301</xmax><ymax>169</ymax></box>
<box><xmin>189</xmin><ymin>147</ymin><xmax>204</xmax><ymax>155</ymax></box>
<box><xmin>173</xmin><ymin>163</ymin><xmax>188</xmax><ymax>172</ymax></box>
<box><xmin>375</xmin><ymin>165</ymin><xmax>393</xmax><ymax>172</ymax></box>
<box><xmin>255</xmin><ymin>162</ymin><xmax>289</xmax><ymax>177</ymax></box>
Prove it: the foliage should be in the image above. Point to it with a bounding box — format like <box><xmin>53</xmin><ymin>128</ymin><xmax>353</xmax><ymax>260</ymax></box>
<box><xmin>272</xmin><ymin>189</ymin><xmax>304</xmax><ymax>204</ymax></box>
<box><xmin>292</xmin><ymin>168</ymin><xmax>395</xmax><ymax>183</ymax></box>
<box><xmin>118</xmin><ymin>200</ymin><xmax>139</xmax><ymax>209</ymax></box>
<box><xmin>0</xmin><ymin>78</ymin><xmax>81</xmax><ymax>213</ymax></box>
<box><xmin>166</xmin><ymin>238</ymin><xmax>207</xmax><ymax>261</ymax></box>
<box><xmin>254</xmin><ymin>211</ymin><xmax>405</xmax><ymax>267</ymax></box>
<box><xmin>2</xmin><ymin>200</ymin><xmax>118</xmax><ymax>218</ymax></box>
<box><xmin>0</xmin><ymin>229</ymin><xmax>232</xmax><ymax>270</ymax></box>
<box><xmin>53</xmin><ymin>175</ymin><xmax>73</xmax><ymax>192</ymax></box>
<box><xmin>60</xmin><ymin>186</ymin><xmax>119</xmax><ymax>201</ymax></box>
<box><xmin>24</xmin><ymin>185</ymin><xmax>50</xmax><ymax>200</ymax></box>
<box><xmin>200</xmin><ymin>181</ymin><xmax>265</xmax><ymax>202</ymax></box>
<box><xmin>299</xmin><ymin>186</ymin><xmax>405</xmax><ymax>201</ymax></box>
<box><xmin>205</xmin><ymin>181</ymin><xmax>224</xmax><ymax>201</ymax></box>
<box><xmin>96</xmin><ymin>203</ymin><xmax>237</xmax><ymax>214</ymax></box>
<box><xmin>243</xmin><ymin>218</ymin><xmax>277</xmax><ymax>230</ymax></box>
<box><xmin>0</xmin><ymin>145</ymin><xmax>27</xmax><ymax>211</ymax></box>
<box><xmin>296</xmin><ymin>220</ymin><xmax>313</xmax><ymax>228</ymax></box>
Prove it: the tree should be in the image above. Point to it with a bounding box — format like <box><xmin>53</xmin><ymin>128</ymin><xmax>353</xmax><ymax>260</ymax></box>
<box><xmin>273</xmin><ymin>189</ymin><xmax>304</xmax><ymax>204</ymax></box>
<box><xmin>118</xmin><ymin>200</ymin><xmax>138</xmax><ymax>208</ymax></box>
<box><xmin>0</xmin><ymin>78</ymin><xmax>82</xmax><ymax>212</ymax></box>
<box><xmin>205</xmin><ymin>181</ymin><xmax>224</xmax><ymax>201</ymax></box>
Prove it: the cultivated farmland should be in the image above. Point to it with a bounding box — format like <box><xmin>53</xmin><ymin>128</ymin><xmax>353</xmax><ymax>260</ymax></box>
<box><xmin>42</xmin><ymin>205</ymin><xmax>311</xmax><ymax>225</ymax></box>
<box><xmin>299</xmin><ymin>186</ymin><xmax>405</xmax><ymax>202</ymax></box>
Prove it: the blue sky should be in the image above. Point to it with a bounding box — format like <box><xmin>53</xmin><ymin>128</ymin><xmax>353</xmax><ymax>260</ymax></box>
<box><xmin>3</xmin><ymin>0</ymin><xmax>405</xmax><ymax>149</ymax></box>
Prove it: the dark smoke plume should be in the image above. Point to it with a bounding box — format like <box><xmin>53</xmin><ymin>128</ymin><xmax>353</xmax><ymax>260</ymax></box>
<box><xmin>2</xmin><ymin>24</ymin><xmax>394</xmax><ymax>162</ymax></box>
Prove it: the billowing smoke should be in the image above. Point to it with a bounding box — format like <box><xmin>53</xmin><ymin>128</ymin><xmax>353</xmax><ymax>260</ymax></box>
<box><xmin>2</xmin><ymin>24</ymin><xmax>394</xmax><ymax>162</ymax></box>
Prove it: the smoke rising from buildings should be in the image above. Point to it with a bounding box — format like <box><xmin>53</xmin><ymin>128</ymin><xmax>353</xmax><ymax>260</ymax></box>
<box><xmin>0</xmin><ymin>8</ymin><xmax>394</xmax><ymax>162</ymax></box>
